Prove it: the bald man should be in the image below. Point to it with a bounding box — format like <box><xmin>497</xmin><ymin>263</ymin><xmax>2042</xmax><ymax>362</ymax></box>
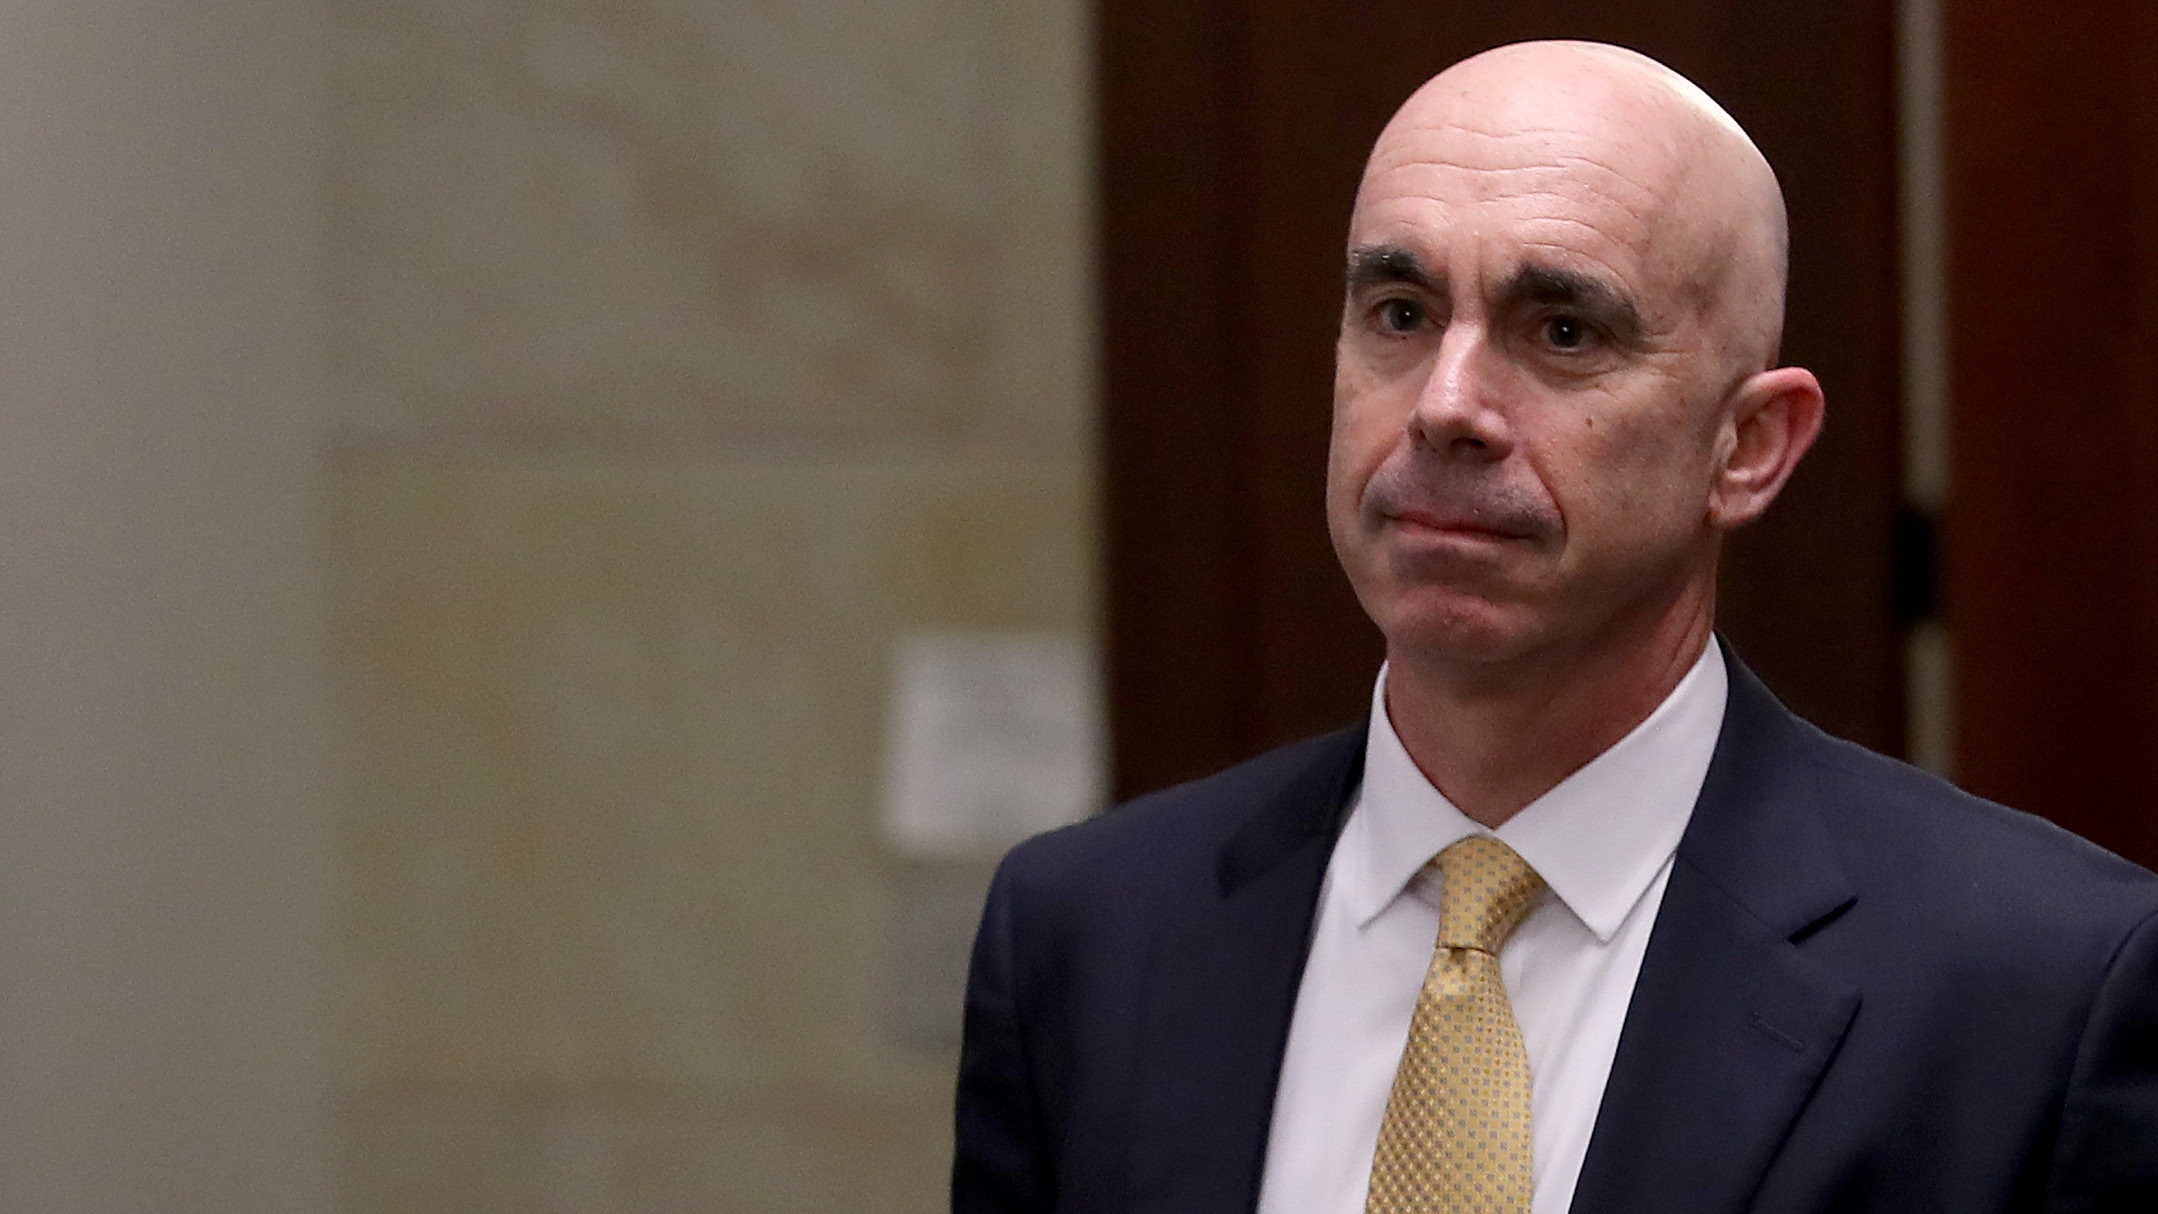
<box><xmin>953</xmin><ymin>42</ymin><xmax>2158</xmax><ymax>1214</ymax></box>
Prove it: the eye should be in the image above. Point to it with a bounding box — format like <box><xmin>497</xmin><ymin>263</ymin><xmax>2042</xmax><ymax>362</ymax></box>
<box><xmin>1376</xmin><ymin>297</ymin><xmax>1426</xmax><ymax>333</ymax></box>
<box><xmin>1543</xmin><ymin>314</ymin><xmax>1593</xmax><ymax>350</ymax></box>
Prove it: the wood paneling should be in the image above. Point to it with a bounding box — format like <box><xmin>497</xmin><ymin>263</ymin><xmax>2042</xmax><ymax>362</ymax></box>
<box><xmin>1945</xmin><ymin>2</ymin><xmax>2158</xmax><ymax>865</ymax></box>
<box><xmin>1102</xmin><ymin>2</ymin><xmax>1903</xmax><ymax>798</ymax></box>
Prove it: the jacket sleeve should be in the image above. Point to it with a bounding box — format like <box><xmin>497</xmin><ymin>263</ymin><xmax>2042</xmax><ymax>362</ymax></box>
<box><xmin>952</xmin><ymin>852</ymin><xmax>1054</xmax><ymax>1213</ymax></box>
<box><xmin>2047</xmin><ymin>904</ymin><xmax>2158</xmax><ymax>1210</ymax></box>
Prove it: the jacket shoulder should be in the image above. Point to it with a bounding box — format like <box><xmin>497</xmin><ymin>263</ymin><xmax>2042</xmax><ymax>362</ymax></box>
<box><xmin>1797</xmin><ymin>721</ymin><xmax>2158</xmax><ymax>934</ymax></box>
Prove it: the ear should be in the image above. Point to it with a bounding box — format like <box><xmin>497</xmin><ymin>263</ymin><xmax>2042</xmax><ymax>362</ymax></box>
<box><xmin>1707</xmin><ymin>365</ymin><xmax>1825</xmax><ymax>529</ymax></box>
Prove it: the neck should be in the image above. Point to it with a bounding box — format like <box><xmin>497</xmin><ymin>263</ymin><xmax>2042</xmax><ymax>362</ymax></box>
<box><xmin>1382</xmin><ymin>579</ymin><xmax>1717</xmax><ymax>828</ymax></box>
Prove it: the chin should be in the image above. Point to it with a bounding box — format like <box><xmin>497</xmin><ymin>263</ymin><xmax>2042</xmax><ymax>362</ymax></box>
<box><xmin>1369</xmin><ymin>592</ymin><xmax>1542</xmax><ymax>667</ymax></box>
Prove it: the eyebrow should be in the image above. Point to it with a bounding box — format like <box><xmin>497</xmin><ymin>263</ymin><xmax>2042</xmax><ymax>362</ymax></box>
<box><xmin>1503</xmin><ymin>263</ymin><xmax>1648</xmax><ymax>349</ymax></box>
<box><xmin>1345</xmin><ymin>244</ymin><xmax>1437</xmax><ymax>292</ymax></box>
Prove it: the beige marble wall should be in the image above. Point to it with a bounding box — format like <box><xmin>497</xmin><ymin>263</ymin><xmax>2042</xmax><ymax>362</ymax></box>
<box><xmin>0</xmin><ymin>3</ymin><xmax>330</xmax><ymax>1210</ymax></box>
<box><xmin>327</xmin><ymin>1</ymin><xmax>1095</xmax><ymax>1210</ymax></box>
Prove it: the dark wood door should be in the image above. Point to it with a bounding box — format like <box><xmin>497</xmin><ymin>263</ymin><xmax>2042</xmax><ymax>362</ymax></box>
<box><xmin>1945</xmin><ymin>2</ymin><xmax>2158</xmax><ymax>867</ymax></box>
<box><xmin>1100</xmin><ymin>2</ymin><xmax>1903</xmax><ymax>798</ymax></box>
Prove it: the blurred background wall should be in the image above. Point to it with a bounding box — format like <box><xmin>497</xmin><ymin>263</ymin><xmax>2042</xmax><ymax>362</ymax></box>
<box><xmin>326</xmin><ymin>0</ymin><xmax>1093</xmax><ymax>1211</ymax></box>
<box><xmin>0</xmin><ymin>1</ymin><xmax>328</xmax><ymax>1211</ymax></box>
<box><xmin>0</xmin><ymin>1</ymin><xmax>2152</xmax><ymax>1212</ymax></box>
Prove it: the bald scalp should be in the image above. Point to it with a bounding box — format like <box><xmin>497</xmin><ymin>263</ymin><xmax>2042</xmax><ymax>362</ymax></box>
<box><xmin>1359</xmin><ymin>40</ymin><xmax>1789</xmax><ymax>380</ymax></box>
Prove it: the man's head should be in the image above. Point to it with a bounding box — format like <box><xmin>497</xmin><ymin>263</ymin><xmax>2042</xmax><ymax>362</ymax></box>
<box><xmin>1327</xmin><ymin>41</ymin><xmax>1823</xmax><ymax>678</ymax></box>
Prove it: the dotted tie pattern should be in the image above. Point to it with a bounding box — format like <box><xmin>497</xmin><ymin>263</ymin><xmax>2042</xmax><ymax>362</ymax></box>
<box><xmin>1364</xmin><ymin>835</ymin><xmax>1546</xmax><ymax>1214</ymax></box>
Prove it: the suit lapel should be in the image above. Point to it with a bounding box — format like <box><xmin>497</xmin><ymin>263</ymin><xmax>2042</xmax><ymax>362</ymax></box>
<box><xmin>1569</xmin><ymin>651</ymin><xmax>1861</xmax><ymax>1214</ymax></box>
<box><xmin>1128</xmin><ymin>728</ymin><xmax>1364</xmax><ymax>1213</ymax></box>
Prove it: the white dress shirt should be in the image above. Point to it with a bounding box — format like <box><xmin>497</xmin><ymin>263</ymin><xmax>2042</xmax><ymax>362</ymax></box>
<box><xmin>1256</xmin><ymin>643</ymin><xmax>1728</xmax><ymax>1214</ymax></box>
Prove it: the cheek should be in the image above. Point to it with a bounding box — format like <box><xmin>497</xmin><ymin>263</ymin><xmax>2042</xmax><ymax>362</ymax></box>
<box><xmin>1539</xmin><ymin>411</ymin><xmax>1708</xmax><ymax>539</ymax></box>
<box><xmin>1607</xmin><ymin>432</ymin><xmax>1723</xmax><ymax>540</ymax></box>
<box><xmin>1328</xmin><ymin>371</ymin><xmax>1407</xmax><ymax>495</ymax></box>
<box><xmin>1324</xmin><ymin>416</ymin><xmax>1383</xmax><ymax>540</ymax></box>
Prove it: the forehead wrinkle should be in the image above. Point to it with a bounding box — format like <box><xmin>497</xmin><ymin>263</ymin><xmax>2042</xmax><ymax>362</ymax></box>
<box><xmin>1375</xmin><ymin>85</ymin><xmax>1694</xmax><ymax>164</ymax></box>
<box><xmin>1363</xmin><ymin>142</ymin><xmax>1669</xmax><ymax>201</ymax></box>
<box><xmin>1354</xmin><ymin>155</ymin><xmax>1677</xmax><ymax>259</ymax></box>
<box><xmin>1369</xmin><ymin>127</ymin><xmax>1625</xmax><ymax>174</ymax></box>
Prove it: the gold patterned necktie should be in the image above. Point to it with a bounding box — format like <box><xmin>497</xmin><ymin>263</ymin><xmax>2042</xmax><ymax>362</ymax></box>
<box><xmin>1365</xmin><ymin>835</ymin><xmax>1547</xmax><ymax>1214</ymax></box>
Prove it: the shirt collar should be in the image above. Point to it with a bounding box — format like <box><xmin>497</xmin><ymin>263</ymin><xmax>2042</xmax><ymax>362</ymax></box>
<box><xmin>1339</xmin><ymin>642</ymin><xmax>1727</xmax><ymax>943</ymax></box>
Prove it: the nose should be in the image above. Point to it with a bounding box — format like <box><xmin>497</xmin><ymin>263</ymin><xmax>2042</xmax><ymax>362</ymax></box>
<box><xmin>1410</xmin><ymin>324</ymin><xmax>1512</xmax><ymax>462</ymax></box>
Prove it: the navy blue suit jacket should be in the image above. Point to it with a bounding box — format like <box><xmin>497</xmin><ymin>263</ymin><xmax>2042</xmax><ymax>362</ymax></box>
<box><xmin>952</xmin><ymin>655</ymin><xmax>2158</xmax><ymax>1212</ymax></box>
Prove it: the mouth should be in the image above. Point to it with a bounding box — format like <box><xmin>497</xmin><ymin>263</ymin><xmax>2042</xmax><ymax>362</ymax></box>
<box><xmin>1384</xmin><ymin>508</ymin><xmax>1538</xmax><ymax>543</ymax></box>
<box><xmin>1357</xmin><ymin>463</ymin><xmax>1556</xmax><ymax>550</ymax></box>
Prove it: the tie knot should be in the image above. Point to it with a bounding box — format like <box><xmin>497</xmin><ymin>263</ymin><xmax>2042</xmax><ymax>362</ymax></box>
<box><xmin>1433</xmin><ymin>836</ymin><xmax>1544</xmax><ymax>954</ymax></box>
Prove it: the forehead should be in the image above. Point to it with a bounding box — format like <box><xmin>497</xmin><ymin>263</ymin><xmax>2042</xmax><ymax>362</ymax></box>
<box><xmin>1349</xmin><ymin>109</ymin><xmax>1702</xmax><ymax>306</ymax></box>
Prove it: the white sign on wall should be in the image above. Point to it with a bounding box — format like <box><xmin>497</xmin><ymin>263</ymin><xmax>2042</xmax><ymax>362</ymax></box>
<box><xmin>881</xmin><ymin>631</ymin><xmax>1106</xmax><ymax>858</ymax></box>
